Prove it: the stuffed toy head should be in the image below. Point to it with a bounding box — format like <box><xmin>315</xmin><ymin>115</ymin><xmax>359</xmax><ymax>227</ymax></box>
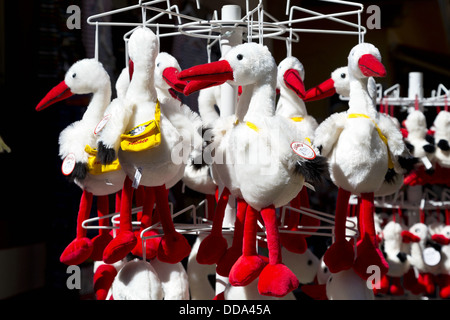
<box><xmin>347</xmin><ymin>42</ymin><xmax>386</xmax><ymax>80</ymax></box>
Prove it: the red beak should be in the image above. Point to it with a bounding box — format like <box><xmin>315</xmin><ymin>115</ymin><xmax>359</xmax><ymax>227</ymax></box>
<box><xmin>401</xmin><ymin>230</ymin><xmax>421</xmax><ymax>243</ymax></box>
<box><xmin>431</xmin><ymin>234</ymin><xmax>450</xmax><ymax>245</ymax></box>
<box><xmin>178</xmin><ymin>60</ymin><xmax>234</xmax><ymax>83</ymax></box>
<box><xmin>183</xmin><ymin>80</ymin><xmax>226</xmax><ymax>96</ymax></box>
<box><xmin>162</xmin><ymin>67</ymin><xmax>188</xmax><ymax>93</ymax></box>
<box><xmin>128</xmin><ymin>59</ymin><xmax>134</xmax><ymax>80</ymax></box>
<box><xmin>358</xmin><ymin>54</ymin><xmax>386</xmax><ymax>77</ymax></box>
<box><xmin>304</xmin><ymin>78</ymin><xmax>336</xmax><ymax>102</ymax></box>
<box><xmin>284</xmin><ymin>69</ymin><xmax>306</xmax><ymax>99</ymax></box>
<box><xmin>36</xmin><ymin>81</ymin><xmax>73</xmax><ymax>111</ymax></box>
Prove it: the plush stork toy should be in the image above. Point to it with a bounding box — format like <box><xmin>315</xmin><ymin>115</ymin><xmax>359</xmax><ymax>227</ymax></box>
<box><xmin>275</xmin><ymin>56</ymin><xmax>321</xmax><ymax>254</ymax></box>
<box><xmin>431</xmin><ymin>218</ymin><xmax>450</xmax><ymax>298</ymax></box>
<box><xmin>402</xmin><ymin>109</ymin><xmax>436</xmax><ymax>186</ymax></box>
<box><xmin>36</xmin><ymin>58</ymin><xmax>127</xmax><ymax>265</ymax></box>
<box><xmin>96</xmin><ymin>27</ymin><xmax>190</xmax><ymax>265</ymax></box>
<box><xmin>312</xmin><ymin>43</ymin><xmax>396</xmax><ymax>280</ymax></box>
<box><xmin>431</xmin><ymin>110</ymin><xmax>450</xmax><ymax>185</ymax></box>
<box><xmin>179</xmin><ymin>42</ymin><xmax>327</xmax><ymax>297</ymax></box>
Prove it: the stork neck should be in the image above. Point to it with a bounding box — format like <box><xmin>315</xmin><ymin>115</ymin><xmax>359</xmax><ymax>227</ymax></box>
<box><xmin>348</xmin><ymin>76</ymin><xmax>377</xmax><ymax>119</ymax></box>
<box><xmin>81</xmin><ymin>84</ymin><xmax>112</xmax><ymax>126</ymax></box>
<box><xmin>127</xmin><ymin>60</ymin><xmax>158</xmax><ymax>104</ymax></box>
<box><xmin>277</xmin><ymin>86</ymin><xmax>307</xmax><ymax>118</ymax></box>
<box><xmin>242</xmin><ymin>81</ymin><xmax>276</xmax><ymax>122</ymax></box>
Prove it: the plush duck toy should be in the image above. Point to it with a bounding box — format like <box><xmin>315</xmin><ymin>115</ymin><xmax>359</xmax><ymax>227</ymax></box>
<box><xmin>36</xmin><ymin>58</ymin><xmax>127</xmax><ymax>265</ymax></box>
<box><xmin>179</xmin><ymin>42</ymin><xmax>327</xmax><ymax>297</ymax></box>
<box><xmin>275</xmin><ymin>56</ymin><xmax>321</xmax><ymax>254</ymax></box>
<box><xmin>313</xmin><ymin>42</ymin><xmax>395</xmax><ymax>280</ymax></box>
<box><xmin>96</xmin><ymin>27</ymin><xmax>190</xmax><ymax>265</ymax></box>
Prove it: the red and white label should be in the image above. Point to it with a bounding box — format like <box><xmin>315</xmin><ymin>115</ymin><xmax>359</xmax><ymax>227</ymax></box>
<box><xmin>62</xmin><ymin>153</ymin><xmax>76</xmax><ymax>175</ymax></box>
<box><xmin>94</xmin><ymin>114</ymin><xmax>111</xmax><ymax>135</ymax></box>
<box><xmin>291</xmin><ymin>141</ymin><xmax>316</xmax><ymax>160</ymax></box>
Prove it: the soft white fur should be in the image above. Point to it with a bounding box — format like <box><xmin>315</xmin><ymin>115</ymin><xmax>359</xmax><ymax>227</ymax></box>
<box><xmin>438</xmin><ymin>225</ymin><xmax>450</xmax><ymax>274</ymax></box>
<box><xmin>282</xmin><ymin>247</ymin><xmax>319</xmax><ymax>284</ymax></box>
<box><xmin>197</xmin><ymin>85</ymin><xmax>221</xmax><ymax>128</ymax></box>
<box><xmin>211</xmin><ymin>43</ymin><xmax>307</xmax><ymax>210</ymax></box>
<box><xmin>111</xmin><ymin>259</ymin><xmax>164</xmax><ymax>300</ymax></box>
<box><xmin>98</xmin><ymin>27</ymin><xmax>183</xmax><ymax>187</ymax></box>
<box><xmin>383</xmin><ymin>220</ymin><xmax>411</xmax><ymax>277</ymax></box>
<box><xmin>57</xmin><ymin>58</ymin><xmax>126</xmax><ymax>196</ymax></box>
<box><xmin>186</xmin><ymin>234</ymin><xmax>216</xmax><ymax>300</ymax></box>
<box><xmin>326</xmin><ymin>269</ymin><xmax>374</xmax><ymax>300</ymax></box>
<box><xmin>222</xmin><ymin>278</ymin><xmax>295</xmax><ymax>300</ymax></box>
<box><xmin>433</xmin><ymin>110</ymin><xmax>450</xmax><ymax>167</ymax></box>
<box><xmin>407</xmin><ymin>222</ymin><xmax>428</xmax><ymax>272</ymax></box>
<box><xmin>404</xmin><ymin>110</ymin><xmax>436</xmax><ymax>167</ymax></box>
<box><xmin>314</xmin><ymin>43</ymin><xmax>404</xmax><ymax>194</ymax></box>
<box><xmin>150</xmin><ymin>259</ymin><xmax>190</xmax><ymax>300</ymax></box>
<box><xmin>276</xmin><ymin>56</ymin><xmax>318</xmax><ymax>143</ymax></box>
<box><xmin>154</xmin><ymin>52</ymin><xmax>204</xmax><ymax>188</ymax></box>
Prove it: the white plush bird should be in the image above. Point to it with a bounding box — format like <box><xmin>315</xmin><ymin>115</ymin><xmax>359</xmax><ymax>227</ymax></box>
<box><xmin>36</xmin><ymin>58</ymin><xmax>127</xmax><ymax>265</ymax></box>
<box><xmin>276</xmin><ymin>56</ymin><xmax>321</xmax><ymax>254</ymax></box>
<box><xmin>96</xmin><ymin>27</ymin><xmax>190</xmax><ymax>265</ymax></box>
<box><xmin>179</xmin><ymin>42</ymin><xmax>327</xmax><ymax>297</ymax></box>
<box><xmin>313</xmin><ymin>43</ymin><xmax>392</xmax><ymax>280</ymax></box>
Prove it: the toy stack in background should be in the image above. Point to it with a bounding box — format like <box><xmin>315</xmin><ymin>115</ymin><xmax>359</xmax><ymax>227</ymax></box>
<box><xmin>32</xmin><ymin>0</ymin><xmax>450</xmax><ymax>300</ymax></box>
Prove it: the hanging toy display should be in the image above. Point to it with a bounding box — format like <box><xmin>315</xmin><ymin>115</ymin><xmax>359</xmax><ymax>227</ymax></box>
<box><xmin>33</xmin><ymin>0</ymin><xmax>450</xmax><ymax>301</ymax></box>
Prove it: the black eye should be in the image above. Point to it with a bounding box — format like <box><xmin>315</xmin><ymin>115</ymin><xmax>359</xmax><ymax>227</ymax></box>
<box><xmin>340</xmin><ymin>73</ymin><xmax>346</xmax><ymax>79</ymax></box>
<box><xmin>237</xmin><ymin>54</ymin><xmax>243</xmax><ymax>60</ymax></box>
<box><xmin>72</xmin><ymin>73</ymin><xmax>76</xmax><ymax>78</ymax></box>
<box><xmin>307</xmin><ymin>259</ymin><xmax>313</xmax><ymax>266</ymax></box>
<box><xmin>157</xmin><ymin>63</ymin><xmax>160</xmax><ymax>67</ymax></box>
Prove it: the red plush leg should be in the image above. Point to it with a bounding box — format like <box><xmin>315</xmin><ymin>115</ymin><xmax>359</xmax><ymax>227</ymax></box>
<box><xmin>323</xmin><ymin>188</ymin><xmax>354</xmax><ymax>273</ymax></box>
<box><xmin>372</xmin><ymin>274</ymin><xmax>389</xmax><ymax>295</ymax></box>
<box><xmin>103</xmin><ymin>176</ymin><xmax>137</xmax><ymax>264</ymax></box>
<box><xmin>206</xmin><ymin>193</ymin><xmax>216</xmax><ymax>221</ymax></box>
<box><xmin>196</xmin><ymin>188</ymin><xmax>230</xmax><ymax>264</ymax></box>
<box><xmin>90</xmin><ymin>195</ymin><xmax>113</xmax><ymax>261</ymax></box>
<box><xmin>298</xmin><ymin>187</ymin><xmax>321</xmax><ymax>233</ymax></box>
<box><xmin>229</xmin><ymin>205</ymin><xmax>267</xmax><ymax>286</ymax></box>
<box><xmin>353</xmin><ymin>192</ymin><xmax>389</xmax><ymax>280</ymax></box>
<box><xmin>279</xmin><ymin>192</ymin><xmax>307</xmax><ymax>254</ymax></box>
<box><xmin>403</xmin><ymin>268</ymin><xmax>426</xmax><ymax>295</ymax></box>
<box><xmin>156</xmin><ymin>185</ymin><xmax>191</xmax><ymax>263</ymax></box>
<box><xmin>216</xmin><ymin>197</ymin><xmax>247</xmax><ymax>277</ymax></box>
<box><xmin>60</xmin><ymin>190</ymin><xmax>94</xmax><ymax>265</ymax></box>
<box><xmin>389</xmin><ymin>276</ymin><xmax>405</xmax><ymax>296</ymax></box>
<box><xmin>132</xmin><ymin>187</ymin><xmax>160</xmax><ymax>259</ymax></box>
<box><xmin>438</xmin><ymin>274</ymin><xmax>450</xmax><ymax>299</ymax></box>
<box><xmin>258</xmin><ymin>205</ymin><xmax>299</xmax><ymax>297</ymax></box>
<box><xmin>93</xmin><ymin>264</ymin><xmax>117</xmax><ymax>300</ymax></box>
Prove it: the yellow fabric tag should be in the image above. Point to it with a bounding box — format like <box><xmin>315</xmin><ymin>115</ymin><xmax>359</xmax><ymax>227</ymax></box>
<box><xmin>290</xmin><ymin>117</ymin><xmax>304</xmax><ymax>122</ymax></box>
<box><xmin>85</xmin><ymin>145</ymin><xmax>121</xmax><ymax>175</ymax></box>
<box><xmin>120</xmin><ymin>101</ymin><xmax>161</xmax><ymax>152</ymax></box>
<box><xmin>347</xmin><ymin>113</ymin><xmax>394</xmax><ymax>169</ymax></box>
<box><xmin>246</xmin><ymin>121</ymin><xmax>260</xmax><ymax>132</ymax></box>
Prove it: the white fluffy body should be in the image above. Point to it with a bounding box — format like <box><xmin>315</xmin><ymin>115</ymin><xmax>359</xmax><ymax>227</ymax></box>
<box><xmin>282</xmin><ymin>247</ymin><xmax>319</xmax><ymax>284</ymax></box>
<box><xmin>407</xmin><ymin>222</ymin><xmax>429</xmax><ymax>272</ymax></box>
<box><xmin>111</xmin><ymin>259</ymin><xmax>164</xmax><ymax>300</ymax></box>
<box><xmin>383</xmin><ymin>220</ymin><xmax>411</xmax><ymax>277</ymax></box>
<box><xmin>326</xmin><ymin>269</ymin><xmax>375</xmax><ymax>300</ymax></box>
<box><xmin>314</xmin><ymin>43</ymin><xmax>396</xmax><ymax>194</ymax></box>
<box><xmin>150</xmin><ymin>259</ymin><xmax>190</xmax><ymax>300</ymax></box>
<box><xmin>433</xmin><ymin>110</ymin><xmax>450</xmax><ymax>167</ymax></box>
<box><xmin>186</xmin><ymin>234</ymin><xmax>216</xmax><ymax>300</ymax></box>
<box><xmin>211</xmin><ymin>43</ymin><xmax>306</xmax><ymax>210</ymax></box>
<box><xmin>57</xmin><ymin>59</ymin><xmax>127</xmax><ymax>195</ymax></box>
<box><xmin>404</xmin><ymin>110</ymin><xmax>436</xmax><ymax>165</ymax></box>
<box><xmin>276</xmin><ymin>56</ymin><xmax>318</xmax><ymax>143</ymax></box>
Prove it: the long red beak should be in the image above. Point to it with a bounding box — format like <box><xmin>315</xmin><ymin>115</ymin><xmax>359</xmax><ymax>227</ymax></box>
<box><xmin>162</xmin><ymin>67</ymin><xmax>188</xmax><ymax>93</ymax></box>
<box><xmin>183</xmin><ymin>80</ymin><xmax>226</xmax><ymax>96</ymax></box>
<box><xmin>36</xmin><ymin>81</ymin><xmax>73</xmax><ymax>111</ymax></box>
<box><xmin>358</xmin><ymin>54</ymin><xmax>386</xmax><ymax>77</ymax></box>
<box><xmin>284</xmin><ymin>69</ymin><xmax>306</xmax><ymax>99</ymax></box>
<box><xmin>304</xmin><ymin>78</ymin><xmax>336</xmax><ymax>102</ymax></box>
<box><xmin>401</xmin><ymin>230</ymin><xmax>421</xmax><ymax>243</ymax></box>
<box><xmin>431</xmin><ymin>234</ymin><xmax>450</xmax><ymax>245</ymax></box>
<box><xmin>178</xmin><ymin>60</ymin><xmax>234</xmax><ymax>83</ymax></box>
